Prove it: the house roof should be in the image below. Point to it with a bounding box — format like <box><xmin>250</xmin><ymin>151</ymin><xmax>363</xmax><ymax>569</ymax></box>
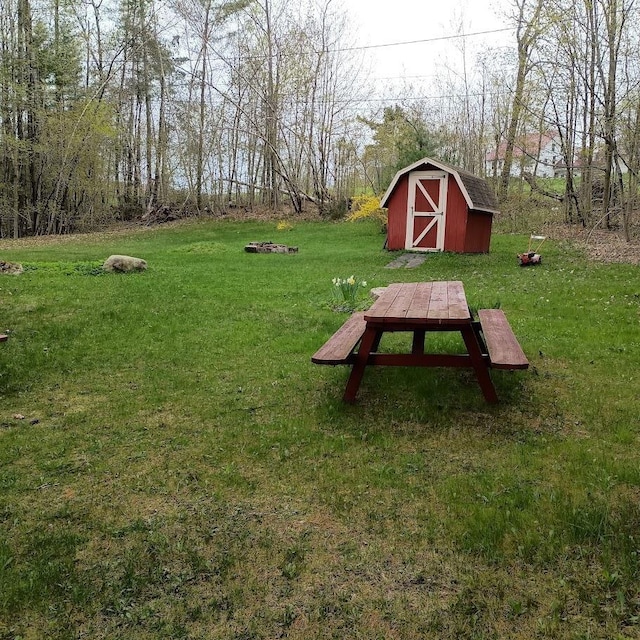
<box><xmin>485</xmin><ymin>132</ymin><xmax>556</xmax><ymax>162</ymax></box>
<box><xmin>380</xmin><ymin>158</ymin><xmax>499</xmax><ymax>215</ymax></box>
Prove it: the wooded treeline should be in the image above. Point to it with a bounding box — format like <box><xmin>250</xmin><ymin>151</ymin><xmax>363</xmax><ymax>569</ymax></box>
<box><xmin>1</xmin><ymin>0</ymin><xmax>639</xmax><ymax>237</ymax></box>
<box><xmin>1</xmin><ymin>0</ymin><xmax>367</xmax><ymax>236</ymax></box>
<box><xmin>490</xmin><ymin>0</ymin><xmax>640</xmax><ymax>239</ymax></box>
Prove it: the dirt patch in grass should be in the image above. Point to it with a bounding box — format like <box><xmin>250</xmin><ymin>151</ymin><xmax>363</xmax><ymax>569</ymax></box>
<box><xmin>549</xmin><ymin>222</ymin><xmax>640</xmax><ymax>264</ymax></box>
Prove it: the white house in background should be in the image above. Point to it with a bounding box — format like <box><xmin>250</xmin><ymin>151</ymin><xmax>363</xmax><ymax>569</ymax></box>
<box><xmin>485</xmin><ymin>132</ymin><xmax>561</xmax><ymax>178</ymax></box>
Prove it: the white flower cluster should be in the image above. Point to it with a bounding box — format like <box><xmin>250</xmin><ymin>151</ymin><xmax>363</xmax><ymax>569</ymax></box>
<box><xmin>331</xmin><ymin>275</ymin><xmax>368</xmax><ymax>311</ymax></box>
<box><xmin>332</xmin><ymin>276</ymin><xmax>366</xmax><ymax>288</ymax></box>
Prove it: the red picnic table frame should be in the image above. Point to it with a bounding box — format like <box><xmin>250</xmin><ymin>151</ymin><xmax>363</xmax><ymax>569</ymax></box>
<box><xmin>342</xmin><ymin>280</ymin><xmax>499</xmax><ymax>403</ymax></box>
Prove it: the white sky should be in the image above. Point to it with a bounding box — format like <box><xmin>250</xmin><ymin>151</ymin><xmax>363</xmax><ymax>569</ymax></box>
<box><xmin>344</xmin><ymin>0</ymin><xmax>514</xmax><ymax>99</ymax></box>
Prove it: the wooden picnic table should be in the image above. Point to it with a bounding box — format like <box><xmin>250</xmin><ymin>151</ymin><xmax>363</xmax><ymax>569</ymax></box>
<box><xmin>313</xmin><ymin>280</ymin><xmax>529</xmax><ymax>403</ymax></box>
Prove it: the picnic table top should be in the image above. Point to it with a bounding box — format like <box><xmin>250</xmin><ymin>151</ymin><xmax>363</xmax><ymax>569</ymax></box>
<box><xmin>364</xmin><ymin>281</ymin><xmax>471</xmax><ymax>326</ymax></box>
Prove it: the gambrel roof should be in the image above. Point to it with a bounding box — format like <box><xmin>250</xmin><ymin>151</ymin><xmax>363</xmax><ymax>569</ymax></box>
<box><xmin>380</xmin><ymin>158</ymin><xmax>499</xmax><ymax>215</ymax></box>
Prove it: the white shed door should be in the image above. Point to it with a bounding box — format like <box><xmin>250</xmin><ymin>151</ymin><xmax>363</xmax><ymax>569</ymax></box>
<box><xmin>405</xmin><ymin>171</ymin><xmax>448</xmax><ymax>251</ymax></box>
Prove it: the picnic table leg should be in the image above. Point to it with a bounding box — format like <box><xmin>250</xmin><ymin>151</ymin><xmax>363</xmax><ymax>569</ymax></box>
<box><xmin>460</xmin><ymin>325</ymin><xmax>499</xmax><ymax>403</ymax></box>
<box><xmin>343</xmin><ymin>327</ymin><xmax>380</xmax><ymax>403</ymax></box>
<box><xmin>412</xmin><ymin>330</ymin><xmax>425</xmax><ymax>355</ymax></box>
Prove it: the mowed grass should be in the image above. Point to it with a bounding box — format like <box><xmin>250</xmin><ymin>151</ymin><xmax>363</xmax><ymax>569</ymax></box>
<box><xmin>0</xmin><ymin>219</ymin><xmax>639</xmax><ymax>639</ymax></box>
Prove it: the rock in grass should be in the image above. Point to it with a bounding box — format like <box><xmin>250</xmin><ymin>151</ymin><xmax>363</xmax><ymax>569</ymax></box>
<box><xmin>0</xmin><ymin>260</ymin><xmax>23</xmax><ymax>275</ymax></box>
<box><xmin>370</xmin><ymin>287</ymin><xmax>387</xmax><ymax>299</ymax></box>
<box><xmin>103</xmin><ymin>255</ymin><xmax>147</xmax><ymax>273</ymax></box>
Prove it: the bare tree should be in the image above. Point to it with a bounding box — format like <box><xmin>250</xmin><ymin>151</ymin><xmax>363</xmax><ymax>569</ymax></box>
<box><xmin>498</xmin><ymin>0</ymin><xmax>546</xmax><ymax>200</ymax></box>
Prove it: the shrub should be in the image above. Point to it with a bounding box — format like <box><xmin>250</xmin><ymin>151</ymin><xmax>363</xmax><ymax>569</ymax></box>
<box><xmin>347</xmin><ymin>195</ymin><xmax>387</xmax><ymax>230</ymax></box>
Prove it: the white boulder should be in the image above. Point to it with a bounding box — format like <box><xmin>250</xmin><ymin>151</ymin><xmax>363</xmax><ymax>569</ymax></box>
<box><xmin>103</xmin><ymin>255</ymin><xmax>147</xmax><ymax>273</ymax></box>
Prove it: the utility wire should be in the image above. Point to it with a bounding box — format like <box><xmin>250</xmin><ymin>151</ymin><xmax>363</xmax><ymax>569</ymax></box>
<box><xmin>336</xmin><ymin>28</ymin><xmax>514</xmax><ymax>52</ymax></box>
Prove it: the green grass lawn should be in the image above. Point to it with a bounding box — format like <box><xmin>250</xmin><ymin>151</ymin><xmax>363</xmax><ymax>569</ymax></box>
<box><xmin>0</xmin><ymin>219</ymin><xmax>639</xmax><ymax>639</ymax></box>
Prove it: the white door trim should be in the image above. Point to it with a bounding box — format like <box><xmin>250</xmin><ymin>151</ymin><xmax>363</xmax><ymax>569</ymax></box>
<box><xmin>405</xmin><ymin>171</ymin><xmax>448</xmax><ymax>251</ymax></box>
<box><xmin>413</xmin><ymin>215</ymin><xmax>439</xmax><ymax>246</ymax></box>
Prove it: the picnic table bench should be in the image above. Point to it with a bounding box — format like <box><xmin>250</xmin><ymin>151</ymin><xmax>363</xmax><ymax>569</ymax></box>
<box><xmin>474</xmin><ymin>309</ymin><xmax>528</xmax><ymax>370</ymax></box>
<box><xmin>312</xmin><ymin>281</ymin><xmax>528</xmax><ymax>402</ymax></box>
<box><xmin>311</xmin><ymin>312</ymin><xmax>367</xmax><ymax>365</ymax></box>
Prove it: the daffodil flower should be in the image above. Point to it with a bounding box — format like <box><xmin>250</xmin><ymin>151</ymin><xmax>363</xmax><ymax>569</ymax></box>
<box><xmin>330</xmin><ymin>275</ymin><xmax>369</xmax><ymax>311</ymax></box>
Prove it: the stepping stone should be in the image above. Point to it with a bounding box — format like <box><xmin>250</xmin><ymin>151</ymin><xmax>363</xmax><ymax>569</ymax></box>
<box><xmin>385</xmin><ymin>254</ymin><xmax>410</xmax><ymax>269</ymax></box>
<box><xmin>384</xmin><ymin>253</ymin><xmax>426</xmax><ymax>269</ymax></box>
<box><xmin>404</xmin><ymin>254</ymin><xmax>426</xmax><ymax>268</ymax></box>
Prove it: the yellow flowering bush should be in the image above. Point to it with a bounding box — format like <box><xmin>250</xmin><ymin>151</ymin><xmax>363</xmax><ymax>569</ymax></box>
<box><xmin>347</xmin><ymin>195</ymin><xmax>387</xmax><ymax>226</ymax></box>
<box><xmin>277</xmin><ymin>220</ymin><xmax>293</xmax><ymax>231</ymax></box>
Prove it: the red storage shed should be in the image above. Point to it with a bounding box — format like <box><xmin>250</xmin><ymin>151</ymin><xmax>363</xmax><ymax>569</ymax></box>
<box><xmin>380</xmin><ymin>158</ymin><xmax>499</xmax><ymax>253</ymax></box>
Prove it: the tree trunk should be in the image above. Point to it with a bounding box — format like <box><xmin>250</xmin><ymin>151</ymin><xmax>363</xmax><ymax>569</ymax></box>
<box><xmin>498</xmin><ymin>0</ymin><xmax>544</xmax><ymax>200</ymax></box>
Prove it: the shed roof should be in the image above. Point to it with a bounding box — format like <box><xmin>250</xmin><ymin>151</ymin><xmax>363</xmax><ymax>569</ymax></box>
<box><xmin>380</xmin><ymin>158</ymin><xmax>499</xmax><ymax>215</ymax></box>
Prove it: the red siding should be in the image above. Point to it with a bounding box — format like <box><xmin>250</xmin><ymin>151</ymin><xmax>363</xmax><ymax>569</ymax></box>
<box><xmin>464</xmin><ymin>211</ymin><xmax>492</xmax><ymax>252</ymax></box>
<box><xmin>443</xmin><ymin>179</ymin><xmax>468</xmax><ymax>252</ymax></box>
<box><xmin>386</xmin><ymin>178</ymin><xmax>409</xmax><ymax>250</ymax></box>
